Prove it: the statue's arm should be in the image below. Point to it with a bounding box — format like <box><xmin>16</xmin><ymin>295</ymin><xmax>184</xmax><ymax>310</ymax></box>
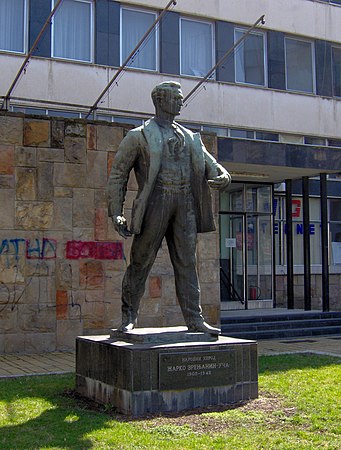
<box><xmin>202</xmin><ymin>141</ymin><xmax>232</xmax><ymax>190</ymax></box>
<box><xmin>107</xmin><ymin>131</ymin><xmax>140</xmax><ymax>237</ymax></box>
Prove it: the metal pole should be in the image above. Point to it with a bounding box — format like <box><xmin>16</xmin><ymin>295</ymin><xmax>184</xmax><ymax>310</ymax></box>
<box><xmin>302</xmin><ymin>177</ymin><xmax>311</xmax><ymax>310</ymax></box>
<box><xmin>86</xmin><ymin>0</ymin><xmax>177</xmax><ymax>119</ymax></box>
<box><xmin>272</xmin><ymin>185</ymin><xmax>277</xmax><ymax>308</ymax></box>
<box><xmin>320</xmin><ymin>173</ymin><xmax>330</xmax><ymax>312</ymax></box>
<box><xmin>243</xmin><ymin>214</ymin><xmax>248</xmax><ymax>310</ymax></box>
<box><xmin>285</xmin><ymin>179</ymin><xmax>294</xmax><ymax>309</ymax></box>
<box><xmin>183</xmin><ymin>14</ymin><xmax>265</xmax><ymax>104</ymax></box>
<box><xmin>1</xmin><ymin>0</ymin><xmax>64</xmax><ymax>110</ymax></box>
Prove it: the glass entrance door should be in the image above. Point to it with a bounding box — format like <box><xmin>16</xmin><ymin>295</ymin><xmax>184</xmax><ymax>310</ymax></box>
<box><xmin>220</xmin><ymin>184</ymin><xmax>274</xmax><ymax>309</ymax></box>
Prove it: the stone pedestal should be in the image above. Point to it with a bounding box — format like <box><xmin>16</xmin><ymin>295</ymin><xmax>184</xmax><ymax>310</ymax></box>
<box><xmin>76</xmin><ymin>327</ymin><xmax>258</xmax><ymax>416</ymax></box>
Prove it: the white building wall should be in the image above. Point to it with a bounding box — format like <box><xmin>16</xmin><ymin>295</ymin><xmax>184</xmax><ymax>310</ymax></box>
<box><xmin>3</xmin><ymin>55</ymin><xmax>341</xmax><ymax>139</ymax></box>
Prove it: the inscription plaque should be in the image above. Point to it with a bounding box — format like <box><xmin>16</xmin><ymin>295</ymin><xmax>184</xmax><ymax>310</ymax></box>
<box><xmin>159</xmin><ymin>350</ymin><xmax>235</xmax><ymax>390</ymax></box>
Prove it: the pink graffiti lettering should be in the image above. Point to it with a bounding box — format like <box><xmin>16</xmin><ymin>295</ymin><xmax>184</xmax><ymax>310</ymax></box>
<box><xmin>66</xmin><ymin>241</ymin><xmax>123</xmax><ymax>260</ymax></box>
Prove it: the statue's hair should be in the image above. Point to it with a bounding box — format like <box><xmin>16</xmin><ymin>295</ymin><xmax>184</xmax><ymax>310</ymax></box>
<box><xmin>151</xmin><ymin>81</ymin><xmax>182</xmax><ymax>106</ymax></box>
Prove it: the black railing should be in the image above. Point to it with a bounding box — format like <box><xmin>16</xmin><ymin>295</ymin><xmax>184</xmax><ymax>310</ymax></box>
<box><xmin>220</xmin><ymin>266</ymin><xmax>244</xmax><ymax>305</ymax></box>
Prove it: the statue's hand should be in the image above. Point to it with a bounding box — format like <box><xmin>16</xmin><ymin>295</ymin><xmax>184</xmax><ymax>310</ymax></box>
<box><xmin>208</xmin><ymin>174</ymin><xmax>231</xmax><ymax>190</ymax></box>
<box><xmin>112</xmin><ymin>216</ymin><xmax>132</xmax><ymax>239</ymax></box>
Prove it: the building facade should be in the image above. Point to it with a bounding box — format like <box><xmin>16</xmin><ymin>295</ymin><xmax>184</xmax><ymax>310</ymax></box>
<box><xmin>0</xmin><ymin>0</ymin><xmax>341</xmax><ymax>352</ymax></box>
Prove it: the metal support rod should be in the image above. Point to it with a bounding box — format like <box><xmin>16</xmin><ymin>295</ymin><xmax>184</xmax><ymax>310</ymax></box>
<box><xmin>272</xmin><ymin>185</ymin><xmax>277</xmax><ymax>308</ymax></box>
<box><xmin>86</xmin><ymin>0</ymin><xmax>177</xmax><ymax>119</ymax></box>
<box><xmin>320</xmin><ymin>173</ymin><xmax>330</xmax><ymax>312</ymax></box>
<box><xmin>183</xmin><ymin>14</ymin><xmax>265</xmax><ymax>104</ymax></box>
<box><xmin>1</xmin><ymin>0</ymin><xmax>64</xmax><ymax>110</ymax></box>
<box><xmin>302</xmin><ymin>177</ymin><xmax>311</xmax><ymax>310</ymax></box>
<box><xmin>243</xmin><ymin>214</ymin><xmax>248</xmax><ymax>310</ymax></box>
<box><xmin>285</xmin><ymin>179</ymin><xmax>294</xmax><ymax>309</ymax></box>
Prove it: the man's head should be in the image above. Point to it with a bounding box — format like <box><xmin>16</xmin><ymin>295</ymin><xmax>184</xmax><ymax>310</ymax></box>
<box><xmin>151</xmin><ymin>81</ymin><xmax>183</xmax><ymax>119</ymax></box>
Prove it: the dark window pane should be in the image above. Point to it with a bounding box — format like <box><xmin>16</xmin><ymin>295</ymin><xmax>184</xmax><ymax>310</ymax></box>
<box><xmin>285</xmin><ymin>38</ymin><xmax>314</xmax><ymax>93</ymax></box>
<box><xmin>203</xmin><ymin>126</ymin><xmax>228</xmax><ymax>137</ymax></box>
<box><xmin>13</xmin><ymin>107</ymin><xmax>46</xmax><ymax>116</ymax></box>
<box><xmin>332</xmin><ymin>47</ymin><xmax>341</xmax><ymax>97</ymax></box>
<box><xmin>179</xmin><ymin>122</ymin><xmax>201</xmax><ymax>131</ymax></box>
<box><xmin>48</xmin><ymin>110</ymin><xmax>80</xmax><ymax>118</ymax></box>
<box><xmin>230</xmin><ymin>128</ymin><xmax>254</xmax><ymax>139</ymax></box>
<box><xmin>114</xmin><ymin>116</ymin><xmax>142</xmax><ymax>126</ymax></box>
<box><xmin>304</xmin><ymin>136</ymin><xmax>326</xmax><ymax>146</ymax></box>
<box><xmin>256</xmin><ymin>132</ymin><xmax>279</xmax><ymax>141</ymax></box>
<box><xmin>328</xmin><ymin>138</ymin><xmax>341</xmax><ymax>147</ymax></box>
<box><xmin>96</xmin><ymin>115</ymin><xmax>113</xmax><ymax>122</ymax></box>
<box><xmin>235</xmin><ymin>30</ymin><xmax>265</xmax><ymax>86</ymax></box>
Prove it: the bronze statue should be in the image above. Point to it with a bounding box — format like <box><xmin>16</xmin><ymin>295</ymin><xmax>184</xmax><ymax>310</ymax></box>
<box><xmin>107</xmin><ymin>81</ymin><xmax>231</xmax><ymax>334</ymax></box>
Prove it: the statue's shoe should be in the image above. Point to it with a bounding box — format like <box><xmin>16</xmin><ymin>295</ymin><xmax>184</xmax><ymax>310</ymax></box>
<box><xmin>118</xmin><ymin>319</ymin><xmax>137</xmax><ymax>332</ymax></box>
<box><xmin>187</xmin><ymin>321</ymin><xmax>221</xmax><ymax>335</ymax></box>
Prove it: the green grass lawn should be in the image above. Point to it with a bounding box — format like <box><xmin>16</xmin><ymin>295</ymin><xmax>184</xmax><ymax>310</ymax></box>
<box><xmin>0</xmin><ymin>354</ymin><xmax>340</xmax><ymax>449</ymax></box>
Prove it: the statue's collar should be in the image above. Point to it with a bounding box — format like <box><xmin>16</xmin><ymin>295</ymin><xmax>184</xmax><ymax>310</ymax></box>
<box><xmin>153</xmin><ymin>117</ymin><xmax>176</xmax><ymax>129</ymax></box>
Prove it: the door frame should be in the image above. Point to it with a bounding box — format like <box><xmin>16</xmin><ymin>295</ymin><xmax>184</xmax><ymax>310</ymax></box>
<box><xmin>219</xmin><ymin>183</ymin><xmax>275</xmax><ymax>310</ymax></box>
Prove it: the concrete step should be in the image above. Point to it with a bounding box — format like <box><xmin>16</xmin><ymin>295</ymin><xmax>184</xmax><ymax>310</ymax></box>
<box><xmin>221</xmin><ymin>311</ymin><xmax>341</xmax><ymax>325</ymax></box>
<box><xmin>220</xmin><ymin>311</ymin><xmax>341</xmax><ymax>340</ymax></box>
<box><xmin>221</xmin><ymin>318</ymin><xmax>341</xmax><ymax>333</ymax></box>
<box><xmin>223</xmin><ymin>326</ymin><xmax>341</xmax><ymax>341</ymax></box>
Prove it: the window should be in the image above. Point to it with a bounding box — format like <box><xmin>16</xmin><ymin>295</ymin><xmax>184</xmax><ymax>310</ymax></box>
<box><xmin>121</xmin><ymin>7</ymin><xmax>157</xmax><ymax>71</ymax></box>
<box><xmin>285</xmin><ymin>37</ymin><xmax>314</xmax><ymax>93</ymax></box>
<box><xmin>180</xmin><ymin>18</ymin><xmax>213</xmax><ymax>77</ymax></box>
<box><xmin>274</xmin><ymin>196</ymin><xmax>322</xmax><ymax>266</ymax></box>
<box><xmin>52</xmin><ymin>0</ymin><xmax>93</xmax><ymax>62</ymax></box>
<box><xmin>230</xmin><ymin>128</ymin><xmax>254</xmax><ymax>139</ymax></box>
<box><xmin>328</xmin><ymin>138</ymin><xmax>341</xmax><ymax>148</ymax></box>
<box><xmin>332</xmin><ymin>46</ymin><xmax>341</xmax><ymax>97</ymax></box>
<box><xmin>234</xmin><ymin>29</ymin><xmax>266</xmax><ymax>86</ymax></box>
<box><xmin>255</xmin><ymin>131</ymin><xmax>279</xmax><ymax>142</ymax></box>
<box><xmin>330</xmin><ymin>199</ymin><xmax>341</xmax><ymax>264</ymax></box>
<box><xmin>0</xmin><ymin>0</ymin><xmax>26</xmax><ymax>53</ymax></box>
<box><xmin>304</xmin><ymin>136</ymin><xmax>327</xmax><ymax>146</ymax></box>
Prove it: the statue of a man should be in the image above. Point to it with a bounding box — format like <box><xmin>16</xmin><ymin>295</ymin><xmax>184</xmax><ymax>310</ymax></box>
<box><xmin>107</xmin><ymin>81</ymin><xmax>231</xmax><ymax>334</ymax></box>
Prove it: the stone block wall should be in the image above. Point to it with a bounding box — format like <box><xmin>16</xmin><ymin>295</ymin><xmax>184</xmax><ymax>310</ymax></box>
<box><xmin>0</xmin><ymin>113</ymin><xmax>221</xmax><ymax>354</ymax></box>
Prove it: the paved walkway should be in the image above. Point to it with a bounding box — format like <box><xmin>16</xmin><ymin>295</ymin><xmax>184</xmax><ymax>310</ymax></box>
<box><xmin>0</xmin><ymin>351</ymin><xmax>75</xmax><ymax>378</ymax></box>
<box><xmin>0</xmin><ymin>335</ymin><xmax>340</xmax><ymax>379</ymax></box>
<box><xmin>258</xmin><ymin>335</ymin><xmax>341</xmax><ymax>358</ymax></box>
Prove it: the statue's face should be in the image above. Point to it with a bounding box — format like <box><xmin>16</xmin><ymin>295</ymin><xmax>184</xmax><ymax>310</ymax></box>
<box><xmin>159</xmin><ymin>88</ymin><xmax>183</xmax><ymax>116</ymax></box>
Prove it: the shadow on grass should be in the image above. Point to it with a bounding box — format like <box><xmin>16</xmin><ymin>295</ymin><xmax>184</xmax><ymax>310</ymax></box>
<box><xmin>259</xmin><ymin>353</ymin><xmax>341</xmax><ymax>374</ymax></box>
<box><xmin>0</xmin><ymin>374</ymin><xmax>115</xmax><ymax>449</ymax></box>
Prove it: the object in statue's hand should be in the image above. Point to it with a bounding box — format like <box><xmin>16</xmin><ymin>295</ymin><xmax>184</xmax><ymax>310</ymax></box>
<box><xmin>113</xmin><ymin>215</ymin><xmax>132</xmax><ymax>239</ymax></box>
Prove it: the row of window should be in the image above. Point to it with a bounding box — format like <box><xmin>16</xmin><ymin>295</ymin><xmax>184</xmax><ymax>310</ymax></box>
<box><xmin>10</xmin><ymin>104</ymin><xmax>341</xmax><ymax>152</ymax></box>
<box><xmin>1</xmin><ymin>0</ymin><xmax>341</xmax><ymax>99</ymax></box>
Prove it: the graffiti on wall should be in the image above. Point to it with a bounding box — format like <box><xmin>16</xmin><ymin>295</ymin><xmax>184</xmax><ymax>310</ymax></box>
<box><xmin>0</xmin><ymin>239</ymin><xmax>124</xmax><ymax>315</ymax></box>
<box><xmin>0</xmin><ymin>238</ymin><xmax>57</xmax><ymax>260</ymax></box>
<box><xmin>66</xmin><ymin>241</ymin><xmax>123</xmax><ymax>260</ymax></box>
<box><xmin>0</xmin><ymin>239</ymin><xmax>124</xmax><ymax>260</ymax></box>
